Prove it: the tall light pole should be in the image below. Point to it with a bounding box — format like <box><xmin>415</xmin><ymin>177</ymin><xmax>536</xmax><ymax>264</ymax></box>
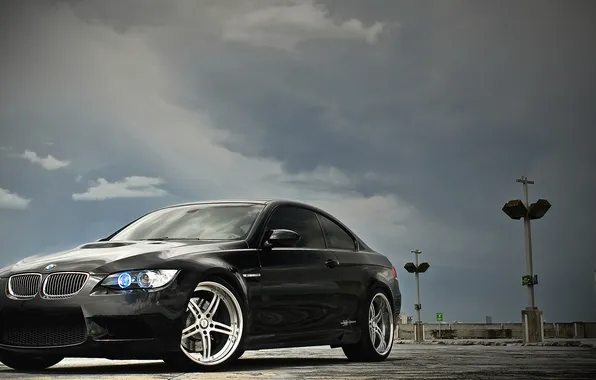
<box><xmin>404</xmin><ymin>249</ymin><xmax>430</xmax><ymax>342</ymax></box>
<box><xmin>517</xmin><ymin>176</ymin><xmax>537</xmax><ymax>308</ymax></box>
<box><xmin>412</xmin><ymin>249</ymin><xmax>422</xmax><ymax>323</ymax></box>
<box><xmin>502</xmin><ymin>176</ymin><xmax>551</xmax><ymax>343</ymax></box>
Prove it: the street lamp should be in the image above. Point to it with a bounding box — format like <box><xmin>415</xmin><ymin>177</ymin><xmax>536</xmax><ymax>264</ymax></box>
<box><xmin>404</xmin><ymin>249</ymin><xmax>430</xmax><ymax>342</ymax></box>
<box><xmin>593</xmin><ymin>270</ymin><xmax>596</xmax><ymax>307</ymax></box>
<box><xmin>502</xmin><ymin>176</ymin><xmax>551</xmax><ymax>343</ymax></box>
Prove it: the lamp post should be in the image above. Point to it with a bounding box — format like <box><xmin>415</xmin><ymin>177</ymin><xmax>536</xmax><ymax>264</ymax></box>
<box><xmin>404</xmin><ymin>249</ymin><xmax>430</xmax><ymax>342</ymax></box>
<box><xmin>502</xmin><ymin>176</ymin><xmax>551</xmax><ymax>343</ymax></box>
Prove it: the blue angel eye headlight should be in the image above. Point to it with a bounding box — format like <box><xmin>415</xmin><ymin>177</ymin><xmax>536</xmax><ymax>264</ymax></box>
<box><xmin>117</xmin><ymin>272</ymin><xmax>132</xmax><ymax>288</ymax></box>
<box><xmin>101</xmin><ymin>269</ymin><xmax>179</xmax><ymax>290</ymax></box>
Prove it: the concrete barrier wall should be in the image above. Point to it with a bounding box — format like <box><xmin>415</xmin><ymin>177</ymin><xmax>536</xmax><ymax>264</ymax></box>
<box><xmin>584</xmin><ymin>323</ymin><xmax>596</xmax><ymax>338</ymax></box>
<box><xmin>395</xmin><ymin>322</ymin><xmax>596</xmax><ymax>340</ymax></box>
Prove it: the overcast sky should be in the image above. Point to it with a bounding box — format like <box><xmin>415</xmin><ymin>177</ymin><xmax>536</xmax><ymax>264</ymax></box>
<box><xmin>1</xmin><ymin>0</ymin><xmax>595</xmax><ymax>323</ymax></box>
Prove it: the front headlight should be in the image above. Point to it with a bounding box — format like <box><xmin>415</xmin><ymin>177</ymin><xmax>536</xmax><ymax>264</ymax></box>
<box><xmin>101</xmin><ymin>269</ymin><xmax>179</xmax><ymax>290</ymax></box>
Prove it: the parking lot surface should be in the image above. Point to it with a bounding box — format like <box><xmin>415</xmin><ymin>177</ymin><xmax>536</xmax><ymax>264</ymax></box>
<box><xmin>1</xmin><ymin>344</ymin><xmax>595</xmax><ymax>380</ymax></box>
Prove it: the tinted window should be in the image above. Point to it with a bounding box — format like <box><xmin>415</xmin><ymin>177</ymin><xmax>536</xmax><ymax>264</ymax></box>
<box><xmin>317</xmin><ymin>214</ymin><xmax>356</xmax><ymax>250</ymax></box>
<box><xmin>265</xmin><ymin>206</ymin><xmax>325</xmax><ymax>249</ymax></box>
<box><xmin>110</xmin><ymin>204</ymin><xmax>264</xmax><ymax>241</ymax></box>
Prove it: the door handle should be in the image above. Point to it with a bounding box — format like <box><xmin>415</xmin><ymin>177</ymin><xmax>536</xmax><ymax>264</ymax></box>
<box><xmin>325</xmin><ymin>259</ymin><xmax>339</xmax><ymax>268</ymax></box>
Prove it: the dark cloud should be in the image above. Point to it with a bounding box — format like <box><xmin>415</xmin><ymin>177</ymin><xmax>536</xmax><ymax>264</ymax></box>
<box><xmin>159</xmin><ymin>0</ymin><xmax>596</xmax><ymax>245</ymax></box>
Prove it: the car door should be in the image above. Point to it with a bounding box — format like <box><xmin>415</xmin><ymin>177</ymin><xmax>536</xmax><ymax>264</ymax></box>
<box><xmin>255</xmin><ymin>205</ymin><xmax>343</xmax><ymax>344</ymax></box>
<box><xmin>314</xmin><ymin>212</ymin><xmax>365</xmax><ymax>332</ymax></box>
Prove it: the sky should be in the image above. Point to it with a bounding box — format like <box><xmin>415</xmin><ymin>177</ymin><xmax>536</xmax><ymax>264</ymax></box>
<box><xmin>1</xmin><ymin>0</ymin><xmax>595</xmax><ymax>323</ymax></box>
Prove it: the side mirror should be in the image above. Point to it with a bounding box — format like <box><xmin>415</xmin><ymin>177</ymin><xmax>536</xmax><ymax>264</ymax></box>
<box><xmin>264</xmin><ymin>229</ymin><xmax>301</xmax><ymax>248</ymax></box>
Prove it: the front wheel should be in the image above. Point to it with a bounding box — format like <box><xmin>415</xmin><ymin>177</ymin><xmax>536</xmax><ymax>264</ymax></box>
<box><xmin>342</xmin><ymin>288</ymin><xmax>394</xmax><ymax>362</ymax></box>
<box><xmin>0</xmin><ymin>350</ymin><xmax>63</xmax><ymax>371</ymax></box>
<box><xmin>163</xmin><ymin>278</ymin><xmax>246</xmax><ymax>371</ymax></box>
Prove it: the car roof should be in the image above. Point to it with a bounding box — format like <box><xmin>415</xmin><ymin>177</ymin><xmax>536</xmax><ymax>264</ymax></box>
<box><xmin>164</xmin><ymin>199</ymin><xmax>272</xmax><ymax>208</ymax></box>
<box><xmin>161</xmin><ymin>198</ymin><xmax>321</xmax><ymax>209</ymax></box>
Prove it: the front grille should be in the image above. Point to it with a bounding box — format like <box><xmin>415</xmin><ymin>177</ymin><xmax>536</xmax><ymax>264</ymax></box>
<box><xmin>8</xmin><ymin>274</ymin><xmax>42</xmax><ymax>298</ymax></box>
<box><xmin>42</xmin><ymin>272</ymin><xmax>89</xmax><ymax>298</ymax></box>
<box><xmin>0</xmin><ymin>313</ymin><xmax>88</xmax><ymax>347</ymax></box>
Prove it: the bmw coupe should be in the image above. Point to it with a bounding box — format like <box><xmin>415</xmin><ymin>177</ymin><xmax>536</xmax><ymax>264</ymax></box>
<box><xmin>0</xmin><ymin>199</ymin><xmax>401</xmax><ymax>371</ymax></box>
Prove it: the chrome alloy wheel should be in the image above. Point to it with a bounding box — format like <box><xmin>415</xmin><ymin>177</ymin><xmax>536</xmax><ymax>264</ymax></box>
<box><xmin>368</xmin><ymin>292</ymin><xmax>393</xmax><ymax>355</ymax></box>
<box><xmin>180</xmin><ymin>281</ymin><xmax>243</xmax><ymax>366</ymax></box>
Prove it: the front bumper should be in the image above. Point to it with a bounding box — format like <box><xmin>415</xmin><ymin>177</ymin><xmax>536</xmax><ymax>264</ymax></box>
<box><xmin>0</xmin><ymin>275</ymin><xmax>191</xmax><ymax>359</ymax></box>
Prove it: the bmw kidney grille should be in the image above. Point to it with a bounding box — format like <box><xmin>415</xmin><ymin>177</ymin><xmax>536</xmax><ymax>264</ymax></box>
<box><xmin>7</xmin><ymin>272</ymin><xmax>89</xmax><ymax>299</ymax></box>
<box><xmin>42</xmin><ymin>272</ymin><xmax>89</xmax><ymax>298</ymax></box>
<box><xmin>7</xmin><ymin>273</ymin><xmax>42</xmax><ymax>298</ymax></box>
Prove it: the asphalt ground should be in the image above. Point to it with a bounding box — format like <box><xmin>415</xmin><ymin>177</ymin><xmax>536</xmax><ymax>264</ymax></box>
<box><xmin>1</xmin><ymin>344</ymin><xmax>595</xmax><ymax>380</ymax></box>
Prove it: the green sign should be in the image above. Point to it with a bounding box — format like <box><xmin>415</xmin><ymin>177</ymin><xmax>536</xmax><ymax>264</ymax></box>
<box><xmin>522</xmin><ymin>275</ymin><xmax>533</xmax><ymax>286</ymax></box>
<box><xmin>436</xmin><ymin>312</ymin><xmax>444</xmax><ymax>322</ymax></box>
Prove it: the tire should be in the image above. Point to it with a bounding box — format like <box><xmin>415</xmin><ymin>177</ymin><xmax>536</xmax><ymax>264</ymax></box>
<box><xmin>163</xmin><ymin>278</ymin><xmax>247</xmax><ymax>371</ymax></box>
<box><xmin>342</xmin><ymin>287</ymin><xmax>394</xmax><ymax>362</ymax></box>
<box><xmin>0</xmin><ymin>350</ymin><xmax>63</xmax><ymax>371</ymax></box>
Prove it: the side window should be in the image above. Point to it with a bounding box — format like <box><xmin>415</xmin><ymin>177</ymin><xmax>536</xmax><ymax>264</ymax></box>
<box><xmin>317</xmin><ymin>214</ymin><xmax>356</xmax><ymax>251</ymax></box>
<box><xmin>265</xmin><ymin>206</ymin><xmax>325</xmax><ymax>249</ymax></box>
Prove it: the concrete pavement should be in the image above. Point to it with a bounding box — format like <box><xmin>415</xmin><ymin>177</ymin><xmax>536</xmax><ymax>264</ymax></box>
<box><xmin>395</xmin><ymin>338</ymin><xmax>596</xmax><ymax>348</ymax></box>
<box><xmin>1</xmin><ymin>344</ymin><xmax>595</xmax><ymax>379</ymax></box>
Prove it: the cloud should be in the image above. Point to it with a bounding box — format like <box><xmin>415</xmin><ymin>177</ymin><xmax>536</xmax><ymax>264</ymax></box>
<box><xmin>0</xmin><ymin>188</ymin><xmax>30</xmax><ymax>209</ymax></box>
<box><xmin>221</xmin><ymin>0</ymin><xmax>386</xmax><ymax>50</ymax></box>
<box><xmin>17</xmin><ymin>149</ymin><xmax>70</xmax><ymax>170</ymax></box>
<box><xmin>72</xmin><ymin>176</ymin><xmax>169</xmax><ymax>201</ymax></box>
<box><xmin>75</xmin><ymin>175</ymin><xmax>83</xmax><ymax>182</ymax></box>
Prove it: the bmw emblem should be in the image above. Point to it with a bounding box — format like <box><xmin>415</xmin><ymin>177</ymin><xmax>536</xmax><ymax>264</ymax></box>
<box><xmin>45</xmin><ymin>264</ymin><xmax>57</xmax><ymax>271</ymax></box>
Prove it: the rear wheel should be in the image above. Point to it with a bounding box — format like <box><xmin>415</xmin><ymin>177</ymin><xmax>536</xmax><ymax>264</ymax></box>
<box><xmin>163</xmin><ymin>279</ymin><xmax>246</xmax><ymax>371</ymax></box>
<box><xmin>0</xmin><ymin>350</ymin><xmax>63</xmax><ymax>371</ymax></box>
<box><xmin>342</xmin><ymin>288</ymin><xmax>394</xmax><ymax>362</ymax></box>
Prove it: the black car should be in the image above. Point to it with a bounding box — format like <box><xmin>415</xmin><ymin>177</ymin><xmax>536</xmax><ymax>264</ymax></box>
<box><xmin>0</xmin><ymin>199</ymin><xmax>401</xmax><ymax>371</ymax></box>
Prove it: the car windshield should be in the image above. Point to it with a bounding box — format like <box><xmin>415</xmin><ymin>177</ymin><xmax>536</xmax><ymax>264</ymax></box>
<box><xmin>109</xmin><ymin>203</ymin><xmax>264</xmax><ymax>241</ymax></box>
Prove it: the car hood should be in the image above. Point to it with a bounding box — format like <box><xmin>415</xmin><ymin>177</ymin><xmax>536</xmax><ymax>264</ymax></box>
<box><xmin>0</xmin><ymin>240</ymin><xmax>248</xmax><ymax>276</ymax></box>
